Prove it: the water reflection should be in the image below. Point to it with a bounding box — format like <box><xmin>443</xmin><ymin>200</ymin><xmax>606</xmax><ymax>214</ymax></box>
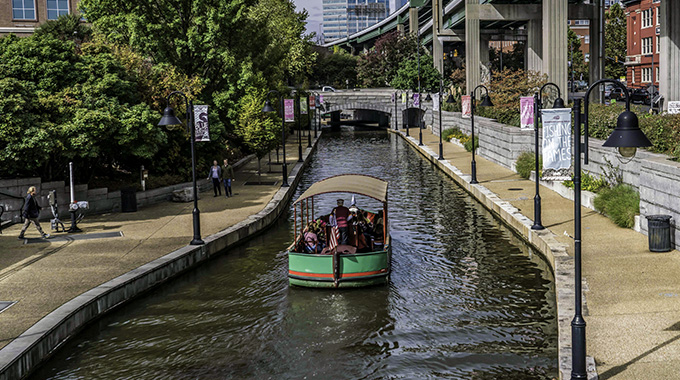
<box><xmin>33</xmin><ymin>129</ymin><xmax>557</xmax><ymax>380</ymax></box>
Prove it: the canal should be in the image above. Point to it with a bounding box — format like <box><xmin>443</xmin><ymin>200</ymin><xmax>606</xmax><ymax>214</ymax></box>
<box><xmin>33</xmin><ymin>129</ymin><xmax>557</xmax><ymax>379</ymax></box>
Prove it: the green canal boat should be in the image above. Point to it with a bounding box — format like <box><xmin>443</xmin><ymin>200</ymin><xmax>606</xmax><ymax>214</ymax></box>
<box><xmin>288</xmin><ymin>174</ymin><xmax>391</xmax><ymax>288</ymax></box>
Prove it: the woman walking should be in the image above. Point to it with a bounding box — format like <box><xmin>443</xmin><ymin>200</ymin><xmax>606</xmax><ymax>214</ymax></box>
<box><xmin>18</xmin><ymin>186</ymin><xmax>50</xmax><ymax>239</ymax></box>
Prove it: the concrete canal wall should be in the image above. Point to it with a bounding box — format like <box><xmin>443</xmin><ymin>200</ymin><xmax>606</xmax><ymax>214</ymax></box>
<box><xmin>0</xmin><ymin>141</ymin><xmax>318</xmax><ymax>380</ymax></box>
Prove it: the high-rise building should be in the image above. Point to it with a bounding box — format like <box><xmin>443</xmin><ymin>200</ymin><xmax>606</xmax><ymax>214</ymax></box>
<box><xmin>323</xmin><ymin>0</ymin><xmax>390</xmax><ymax>42</ymax></box>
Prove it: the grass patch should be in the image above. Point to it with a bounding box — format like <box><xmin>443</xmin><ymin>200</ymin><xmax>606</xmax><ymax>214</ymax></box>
<box><xmin>593</xmin><ymin>184</ymin><xmax>640</xmax><ymax>228</ymax></box>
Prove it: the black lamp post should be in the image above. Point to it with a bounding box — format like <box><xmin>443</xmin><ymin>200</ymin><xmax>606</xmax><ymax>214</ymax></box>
<box><xmin>417</xmin><ymin>30</ymin><xmax>423</xmax><ymax>146</ymax></box>
<box><xmin>394</xmin><ymin>91</ymin><xmax>399</xmax><ymax>131</ymax></box>
<box><xmin>441</xmin><ymin>88</ymin><xmax>455</xmax><ymax>160</ymax></box>
<box><xmin>305</xmin><ymin>92</ymin><xmax>312</xmax><ymax>148</ymax></box>
<box><xmin>469</xmin><ymin>85</ymin><xmax>493</xmax><ymax>184</ymax></box>
<box><xmin>311</xmin><ymin>92</ymin><xmax>319</xmax><ymax>138</ymax></box>
<box><xmin>158</xmin><ymin>91</ymin><xmax>204</xmax><ymax>245</ymax></box>
<box><xmin>532</xmin><ymin>83</ymin><xmax>565</xmax><ymax>230</ymax></box>
<box><xmin>405</xmin><ymin>90</ymin><xmax>410</xmax><ymax>136</ymax></box>
<box><xmin>262</xmin><ymin>90</ymin><xmax>289</xmax><ymax>187</ymax></box>
<box><xmin>570</xmin><ymin>79</ymin><xmax>651</xmax><ymax>380</ymax></box>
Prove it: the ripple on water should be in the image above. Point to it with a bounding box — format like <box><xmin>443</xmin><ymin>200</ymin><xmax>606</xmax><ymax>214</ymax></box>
<box><xmin>33</xmin><ymin>129</ymin><xmax>557</xmax><ymax>380</ymax></box>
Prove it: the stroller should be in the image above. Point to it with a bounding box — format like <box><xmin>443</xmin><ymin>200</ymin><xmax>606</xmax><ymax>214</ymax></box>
<box><xmin>48</xmin><ymin>190</ymin><xmax>88</xmax><ymax>232</ymax></box>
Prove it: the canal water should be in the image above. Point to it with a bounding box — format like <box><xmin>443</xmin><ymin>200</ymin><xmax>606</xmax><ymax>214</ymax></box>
<box><xmin>33</xmin><ymin>129</ymin><xmax>557</xmax><ymax>379</ymax></box>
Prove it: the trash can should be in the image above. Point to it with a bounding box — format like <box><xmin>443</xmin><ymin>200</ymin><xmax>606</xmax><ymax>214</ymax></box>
<box><xmin>120</xmin><ymin>188</ymin><xmax>137</xmax><ymax>213</ymax></box>
<box><xmin>646</xmin><ymin>215</ymin><xmax>672</xmax><ymax>252</ymax></box>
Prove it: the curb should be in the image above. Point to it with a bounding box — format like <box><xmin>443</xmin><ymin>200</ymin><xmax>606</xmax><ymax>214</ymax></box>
<box><xmin>390</xmin><ymin>129</ymin><xmax>596</xmax><ymax>380</ymax></box>
<box><xmin>0</xmin><ymin>135</ymin><xmax>320</xmax><ymax>380</ymax></box>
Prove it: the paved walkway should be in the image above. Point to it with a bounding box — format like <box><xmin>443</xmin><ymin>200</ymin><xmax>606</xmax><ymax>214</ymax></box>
<box><xmin>406</xmin><ymin>126</ymin><xmax>680</xmax><ymax>379</ymax></box>
<box><xmin>0</xmin><ymin>132</ymin><xmax>312</xmax><ymax>351</ymax></box>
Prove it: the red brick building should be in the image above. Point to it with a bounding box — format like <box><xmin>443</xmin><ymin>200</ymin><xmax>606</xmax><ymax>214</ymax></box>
<box><xmin>0</xmin><ymin>0</ymin><xmax>81</xmax><ymax>36</ymax></box>
<box><xmin>623</xmin><ymin>0</ymin><xmax>661</xmax><ymax>89</ymax></box>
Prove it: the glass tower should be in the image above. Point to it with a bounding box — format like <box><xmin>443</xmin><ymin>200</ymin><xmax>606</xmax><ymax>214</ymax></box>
<box><xmin>323</xmin><ymin>0</ymin><xmax>390</xmax><ymax>42</ymax></box>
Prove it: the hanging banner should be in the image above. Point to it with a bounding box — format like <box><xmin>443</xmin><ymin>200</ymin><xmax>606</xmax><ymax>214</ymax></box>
<box><xmin>433</xmin><ymin>94</ymin><xmax>440</xmax><ymax>112</ymax></box>
<box><xmin>319</xmin><ymin>94</ymin><xmax>324</xmax><ymax>104</ymax></box>
<box><xmin>401</xmin><ymin>92</ymin><xmax>407</xmax><ymax>104</ymax></box>
<box><xmin>461</xmin><ymin>95</ymin><xmax>472</xmax><ymax>118</ymax></box>
<box><xmin>520</xmin><ymin>96</ymin><xmax>534</xmax><ymax>130</ymax></box>
<box><xmin>284</xmin><ymin>99</ymin><xmax>294</xmax><ymax>122</ymax></box>
<box><xmin>541</xmin><ymin>108</ymin><xmax>572</xmax><ymax>175</ymax></box>
<box><xmin>413</xmin><ymin>93</ymin><xmax>420</xmax><ymax>107</ymax></box>
<box><xmin>193</xmin><ymin>105</ymin><xmax>210</xmax><ymax>142</ymax></box>
<box><xmin>391</xmin><ymin>93</ymin><xmax>395</xmax><ymax>103</ymax></box>
<box><xmin>309</xmin><ymin>95</ymin><xmax>316</xmax><ymax>110</ymax></box>
<box><xmin>300</xmin><ymin>98</ymin><xmax>308</xmax><ymax>115</ymax></box>
<box><xmin>668</xmin><ymin>101</ymin><xmax>680</xmax><ymax>114</ymax></box>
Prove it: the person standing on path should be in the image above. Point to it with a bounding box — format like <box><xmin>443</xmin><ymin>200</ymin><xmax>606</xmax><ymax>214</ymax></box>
<box><xmin>222</xmin><ymin>159</ymin><xmax>235</xmax><ymax>197</ymax></box>
<box><xmin>18</xmin><ymin>186</ymin><xmax>50</xmax><ymax>239</ymax></box>
<box><xmin>207</xmin><ymin>160</ymin><xmax>222</xmax><ymax>197</ymax></box>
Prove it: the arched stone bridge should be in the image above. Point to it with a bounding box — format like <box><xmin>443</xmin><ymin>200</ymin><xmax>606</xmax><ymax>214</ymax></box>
<box><xmin>320</xmin><ymin>89</ymin><xmax>428</xmax><ymax>128</ymax></box>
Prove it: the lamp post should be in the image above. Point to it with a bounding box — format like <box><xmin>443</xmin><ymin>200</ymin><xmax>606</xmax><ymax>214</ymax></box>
<box><xmin>311</xmin><ymin>92</ymin><xmax>319</xmax><ymax>138</ymax></box>
<box><xmin>442</xmin><ymin>88</ymin><xmax>456</xmax><ymax>160</ymax></box>
<box><xmin>469</xmin><ymin>85</ymin><xmax>493</xmax><ymax>184</ymax></box>
<box><xmin>262</xmin><ymin>90</ymin><xmax>289</xmax><ymax>187</ymax></box>
<box><xmin>532</xmin><ymin>83</ymin><xmax>566</xmax><ymax>230</ymax></box>
<box><xmin>305</xmin><ymin>92</ymin><xmax>312</xmax><ymax>148</ymax></box>
<box><xmin>405</xmin><ymin>90</ymin><xmax>410</xmax><ymax>136</ymax></box>
<box><xmin>570</xmin><ymin>79</ymin><xmax>651</xmax><ymax>380</ymax></box>
<box><xmin>417</xmin><ymin>34</ymin><xmax>423</xmax><ymax>146</ymax></box>
<box><xmin>158</xmin><ymin>91</ymin><xmax>204</xmax><ymax>245</ymax></box>
<box><xmin>394</xmin><ymin>91</ymin><xmax>399</xmax><ymax>131</ymax></box>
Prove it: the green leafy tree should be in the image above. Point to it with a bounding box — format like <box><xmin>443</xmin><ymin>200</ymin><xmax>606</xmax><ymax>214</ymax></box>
<box><xmin>357</xmin><ymin>31</ymin><xmax>418</xmax><ymax>87</ymax></box>
<box><xmin>312</xmin><ymin>48</ymin><xmax>358</xmax><ymax>88</ymax></box>
<box><xmin>390</xmin><ymin>53</ymin><xmax>442</xmax><ymax>92</ymax></box>
<box><xmin>605</xmin><ymin>3</ymin><xmax>627</xmax><ymax>79</ymax></box>
<box><xmin>568</xmin><ymin>28</ymin><xmax>588</xmax><ymax>84</ymax></box>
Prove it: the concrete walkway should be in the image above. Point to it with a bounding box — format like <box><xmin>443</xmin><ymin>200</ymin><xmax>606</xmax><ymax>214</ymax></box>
<box><xmin>402</xmin><ymin>126</ymin><xmax>680</xmax><ymax>380</ymax></box>
<box><xmin>0</xmin><ymin>131</ymin><xmax>313</xmax><ymax>352</ymax></box>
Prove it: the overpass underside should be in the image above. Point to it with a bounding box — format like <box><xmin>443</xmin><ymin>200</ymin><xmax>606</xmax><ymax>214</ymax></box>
<box><xmin>327</xmin><ymin>0</ymin><xmax>680</xmax><ymax>110</ymax></box>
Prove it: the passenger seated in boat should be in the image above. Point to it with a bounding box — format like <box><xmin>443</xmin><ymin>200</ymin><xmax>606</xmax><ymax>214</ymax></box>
<box><xmin>372</xmin><ymin>211</ymin><xmax>384</xmax><ymax>241</ymax></box>
<box><xmin>303</xmin><ymin>225</ymin><xmax>321</xmax><ymax>254</ymax></box>
<box><xmin>355</xmin><ymin>211</ymin><xmax>374</xmax><ymax>252</ymax></box>
<box><xmin>332</xmin><ymin>199</ymin><xmax>352</xmax><ymax>245</ymax></box>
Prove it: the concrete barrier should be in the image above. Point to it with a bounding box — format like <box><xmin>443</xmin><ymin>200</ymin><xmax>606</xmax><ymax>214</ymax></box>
<box><xmin>0</xmin><ymin>144</ymin><xmax>316</xmax><ymax>379</ymax></box>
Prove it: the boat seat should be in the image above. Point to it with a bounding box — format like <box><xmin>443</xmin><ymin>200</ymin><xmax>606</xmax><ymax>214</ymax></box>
<box><xmin>321</xmin><ymin>244</ymin><xmax>357</xmax><ymax>255</ymax></box>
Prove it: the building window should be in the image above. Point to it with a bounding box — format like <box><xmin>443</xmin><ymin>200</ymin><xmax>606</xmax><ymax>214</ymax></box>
<box><xmin>656</xmin><ymin>7</ymin><xmax>660</xmax><ymax>25</ymax></box>
<box><xmin>585</xmin><ymin>35</ymin><xmax>590</xmax><ymax>44</ymax></box>
<box><xmin>47</xmin><ymin>0</ymin><xmax>70</xmax><ymax>20</ymax></box>
<box><xmin>642</xmin><ymin>37</ymin><xmax>653</xmax><ymax>54</ymax></box>
<box><xmin>657</xmin><ymin>36</ymin><xmax>660</xmax><ymax>53</ymax></box>
<box><xmin>642</xmin><ymin>67</ymin><xmax>651</xmax><ymax>83</ymax></box>
<box><xmin>642</xmin><ymin>8</ymin><xmax>653</xmax><ymax>28</ymax></box>
<box><xmin>656</xmin><ymin>67</ymin><xmax>659</xmax><ymax>83</ymax></box>
<box><xmin>12</xmin><ymin>0</ymin><xmax>36</xmax><ymax>20</ymax></box>
<box><xmin>632</xmin><ymin>69</ymin><xmax>635</xmax><ymax>84</ymax></box>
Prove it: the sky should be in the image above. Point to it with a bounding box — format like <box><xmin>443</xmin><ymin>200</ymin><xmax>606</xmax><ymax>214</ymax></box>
<box><xmin>292</xmin><ymin>0</ymin><xmax>399</xmax><ymax>39</ymax></box>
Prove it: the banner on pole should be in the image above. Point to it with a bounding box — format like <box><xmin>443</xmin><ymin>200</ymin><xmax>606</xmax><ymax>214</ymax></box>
<box><xmin>669</xmin><ymin>101</ymin><xmax>680</xmax><ymax>114</ymax></box>
<box><xmin>433</xmin><ymin>94</ymin><xmax>440</xmax><ymax>111</ymax></box>
<box><xmin>520</xmin><ymin>96</ymin><xmax>534</xmax><ymax>129</ymax></box>
<box><xmin>309</xmin><ymin>95</ymin><xmax>316</xmax><ymax>110</ymax></box>
<box><xmin>193</xmin><ymin>105</ymin><xmax>210</xmax><ymax>142</ymax></box>
<box><xmin>461</xmin><ymin>95</ymin><xmax>471</xmax><ymax>118</ymax></box>
<box><xmin>319</xmin><ymin>95</ymin><xmax>324</xmax><ymax>104</ymax></box>
<box><xmin>401</xmin><ymin>93</ymin><xmax>407</xmax><ymax>104</ymax></box>
<box><xmin>300</xmin><ymin>98</ymin><xmax>308</xmax><ymax>114</ymax></box>
<box><xmin>284</xmin><ymin>99</ymin><xmax>294</xmax><ymax>122</ymax></box>
<box><xmin>413</xmin><ymin>93</ymin><xmax>420</xmax><ymax>107</ymax></box>
<box><xmin>541</xmin><ymin>108</ymin><xmax>573</xmax><ymax>180</ymax></box>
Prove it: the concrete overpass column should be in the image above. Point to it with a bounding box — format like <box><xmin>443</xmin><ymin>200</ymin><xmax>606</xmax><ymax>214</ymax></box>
<box><xmin>465</xmin><ymin>0</ymin><xmax>481</xmax><ymax>93</ymax></box>
<box><xmin>660</xmin><ymin>0</ymin><xmax>680</xmax><ymax>111</ymax></box>
<box><xmin>526</xmin><ymin>19</ymin><xmax>543</xmax><ymax>74</ymax></box>
<box><xmin>542</xmin><ymin>0</ymin><xmax>568</xmax><ymax>97</ymax></box>
<box><xmin>588</xmin><ymin>1</ymin><xmax>604</xmax><ymax>101</ymax></box>
<box><xmin>409</xmin><ymin>7</ymin><xmax>419</xmax><ymax>35</ymax></box>
<box><xmin>432</xmin><ymin>0</ymin><xmax>444</xmax><ymax>74</ymax></box>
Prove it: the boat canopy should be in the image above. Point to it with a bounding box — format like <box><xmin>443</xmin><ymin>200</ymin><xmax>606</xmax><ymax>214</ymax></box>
<box><xmin>293</xmin><ymin>174</ymin><xmax>388</xmax><ymax>204</ymax></box>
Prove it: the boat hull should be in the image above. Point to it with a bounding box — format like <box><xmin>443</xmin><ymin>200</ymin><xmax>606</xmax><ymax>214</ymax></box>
<box><xmin>288</xmin><ymin>247</ymin><xmax>391</xmax><ymax>288</ymax></box>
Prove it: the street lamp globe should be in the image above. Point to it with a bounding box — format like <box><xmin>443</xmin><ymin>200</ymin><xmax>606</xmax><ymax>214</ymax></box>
<box><xmin>446</xmin><ymin>94</ymin><xmax>455</xmax><ymax>104</ymax></box>
<box><xmin>480</xmin><ymin>95</ymin><xmax>494</xmax><ymax>107</ymax></box>
<box><xmin>553</xmin><ymin>97</ymin><xmax>566</xmax><ymax>108</ymax></box>
<box><xmin>603</xmin><ymin>110</ymin><xmax>652</xmax><ymax>158</ymax></box>
<box><xmin>158</xmin><ymin>106</ymin><xmax>183</xmax><ymax>128</ymax></box>
<box><xmin>262</xmin><ymin>100</ymin><xmax>276</xmax><ymax>113</ymax></box>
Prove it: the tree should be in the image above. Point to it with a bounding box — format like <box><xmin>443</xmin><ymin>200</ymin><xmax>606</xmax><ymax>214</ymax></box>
<box><xmin>568</xmin><ymin>28</ymin><xmax>588</xmax><ymax>85</ymax></box>
<box><xmin>390</xmin><ymin>53</ymin><xmax>442</xmax><ymax>92</ymax></box>
<box><xmin>605</xmin><ymin>3</ymin><xmax>627</xmax><ymax>79</ymax></box>
<box><xmin>357</xmin><ymin>31</ymin><xmax>418</xmax><ymax>87</ymax></box>
<box><xmin>311</xmin><ymin>47</ymin><xmax>358</xmax><ymax>88</ymax></box>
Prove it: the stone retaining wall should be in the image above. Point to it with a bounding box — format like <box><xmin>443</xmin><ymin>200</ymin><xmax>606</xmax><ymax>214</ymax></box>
<box><xmin>0</xmin><ymin>156</ymin><xmax>254</xmax><ymax>225</ymax></box>
<box><xmin>431</xmin><ymin>110</ymin><xmax>680</xmax><ymax>251</ymax></box>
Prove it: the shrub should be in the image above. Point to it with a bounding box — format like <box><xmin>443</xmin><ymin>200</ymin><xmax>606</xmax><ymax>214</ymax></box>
<box><xmin>515</xmin><ymin>151</ymin><xmax>541</xmax><ymax>179</ymax></box>
<box><xmin>463</xmin><ymin>135</ymin><xmax>479</xmax><ymax>152</ymax></box>
<box><xmin>442</xmin><ymin>128</ymin><xmax>460</xmax><ymax>141</ymax></box>
<box><xmin>563</xmin><ymin>171</ymin><xmax>610</xmax><ymax>193</ymax></box>
<box><xmin>593</xmin><ymin>184</ymin><xmax>640</xmax><ymax>228</ymax></box>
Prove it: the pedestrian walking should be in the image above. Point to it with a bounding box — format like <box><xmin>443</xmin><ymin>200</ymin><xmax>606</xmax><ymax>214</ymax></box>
<box><xmin>222</xmin><ymin>159</ymin><xmax>235</xmax><ymax>197</ymax></box>
<box><xmin>207</xmin><ymin>160</ymin><xmax>222</xmax><ymax>197</ymax></box>
<box><xmin>18</xmin><ymin>186</ymin><xmax>50</xmax><ymax>239</ymax></box>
